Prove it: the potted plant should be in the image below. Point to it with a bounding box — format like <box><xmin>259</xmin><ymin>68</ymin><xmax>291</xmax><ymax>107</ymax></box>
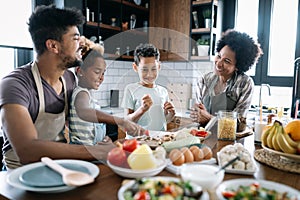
<box><xmin>202</xmin><ymin>8</ymin><xmax>212</xmax><ymax>28</ymax></box>
<box><xmin>197</xmin><ymin>38</ymin><xmax>210</xmax><ymax>56</ymax></box>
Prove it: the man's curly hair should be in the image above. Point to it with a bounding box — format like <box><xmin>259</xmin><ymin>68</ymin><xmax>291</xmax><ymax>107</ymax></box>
<box><xmin>134</xmin><ymin>43</ymin><xmax>160</xmax><ymax>65</ymax></box>
<box><xmin>216</xmin><ymin>29</ymin><xmax>263</xmax><ymax>74</ymax></box>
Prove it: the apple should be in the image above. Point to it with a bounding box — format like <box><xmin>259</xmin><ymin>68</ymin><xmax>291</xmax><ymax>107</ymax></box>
<box><xmin>107</xmin><ymin>147</ymin><xmax>127</xmax><ymax>167</ymax></box>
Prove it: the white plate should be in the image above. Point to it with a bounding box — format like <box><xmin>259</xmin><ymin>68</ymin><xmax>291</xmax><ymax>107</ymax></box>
<box><xmin>107</xmin><ymin>159</ymin><xmax>167</xmax><ymax>178</ymax></box>
<box><xmin>216</xmin><ymin>178</ymin><xmax>300</xmax><ymax>200</ymax></box>
<box><xmin>6</xmin><ymin>159</ymin><xmax>99</xmax><ymax>193</ymax></box>
<box><xmin>262</xmin><ymin>144</ymin><xmax>300</xmax><ymax>162</ymax></box>
<box><xmin>217</xmin><ymin>152</ymin><xmax>256</xmax><ymax>175</ymax></box>
<box><xmin>165</xmin><ymin>158</ymin><xmax>216</xmax><ymax>175</ymax></box>
<box><xmin>118</xmin><ymin>176</ymin><xmax>202</xmax><ymax>200</ymax></box>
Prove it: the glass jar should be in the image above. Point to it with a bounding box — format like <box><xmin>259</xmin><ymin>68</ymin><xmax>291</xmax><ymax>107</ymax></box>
<box><xmin>217</xmin><ymin>110</ymin><xmax>237</xmax><ymax>140</ymax></box>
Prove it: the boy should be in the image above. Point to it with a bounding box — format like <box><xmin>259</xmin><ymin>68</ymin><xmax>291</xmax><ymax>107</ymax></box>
<box><xmin>122</xmin><ymin>43</ymin><xmax>175</xmax><ymax>133</ymax></box>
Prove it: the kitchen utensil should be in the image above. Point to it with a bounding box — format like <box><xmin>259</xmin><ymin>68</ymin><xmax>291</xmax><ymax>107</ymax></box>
<box><xmin>215</xmin><ymin>155</ymin><xmax>240</xmax><ymax>174</ymax></box>
<box><xmin>41</xmin><ymin>157</ymin><xmax>94</xmax><ymax>187</ymax></box>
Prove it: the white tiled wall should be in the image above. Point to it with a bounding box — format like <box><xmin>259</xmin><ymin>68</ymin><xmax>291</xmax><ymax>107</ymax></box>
<box><xmin>91</xmin><ymin>59</ymin><xmax>293</xmax><ymax>112</ymax></box>
<box><xmin>91</xmin><ymin>60</ymin><xmax>213</xmax><ymax>108</ymax></box>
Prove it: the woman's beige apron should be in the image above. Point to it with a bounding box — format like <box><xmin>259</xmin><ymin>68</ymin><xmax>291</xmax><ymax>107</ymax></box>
<box><xmin>4</xmin><ymin>62</ymin><xmax>67</xmax><ymax>170</ymax></box>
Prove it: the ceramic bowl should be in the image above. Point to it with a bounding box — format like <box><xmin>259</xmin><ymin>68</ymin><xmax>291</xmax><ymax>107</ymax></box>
<box><xmin>107</xmin><ymin>159</ymin><xmax>168</xmax><ymax>178</ymax></box>
<box><xmin>180</xmin><ymin>164</ymin><xmax>224</xmax><ymax>190</ymax></box>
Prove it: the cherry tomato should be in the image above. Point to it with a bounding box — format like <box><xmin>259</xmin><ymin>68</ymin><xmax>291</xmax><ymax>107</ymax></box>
<box><xmin>123</xmin><ymin>138</ymin><xmax>139</xmax><ymax>153</ymax></box>
<box><xmin>107</xmin><ymin>147</ymin><xmax>127</xmax><ymax>167</ymax></box>
<box><xmin>222</xmin><ymin>191</ymin><xmax>236</xmax><ymax>198</ymax></box>
<box><xmin>133</xmin><ymin>190</ymin><xmax>151</xmax><ymax>200</ymax></box>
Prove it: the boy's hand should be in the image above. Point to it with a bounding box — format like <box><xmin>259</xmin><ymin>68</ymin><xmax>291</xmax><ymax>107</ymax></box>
<box><xmin>163</xmin><ymin>101</ymin><xmax>175</xmax><ymax>115</ymax></box>
<box><xmin>141</xmin><ymin>94</ymin><xmax>153</xmax><ymax>112</ymax></box>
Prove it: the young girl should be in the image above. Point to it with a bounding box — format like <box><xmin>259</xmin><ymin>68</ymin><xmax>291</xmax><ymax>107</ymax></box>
<box><xmin>69</xmin><ymin>37</ymin><xmax>146</xmax><ymax>145</ymax></box>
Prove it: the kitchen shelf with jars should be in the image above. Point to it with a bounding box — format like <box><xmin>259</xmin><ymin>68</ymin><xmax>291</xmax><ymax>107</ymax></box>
<box><xmin>190</xmin><ymin>0</ymin><xmax>221</xmax><ymax>61</ymax></box>
<box><xmin>83</xmin><ymin>0</ymin><xmax>150</xmax><ymax>60</ymax></box>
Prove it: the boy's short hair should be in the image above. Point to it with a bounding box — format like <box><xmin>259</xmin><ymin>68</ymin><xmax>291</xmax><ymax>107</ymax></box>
<box><xmin>28</xmin><ymin>4</ymin><xmax>85</xmax><ymax>56</ymax></box>
<box><xmin>134</xmin><ymin>43</ymin><xmax>160</xmax><ymax>65</ymax></box>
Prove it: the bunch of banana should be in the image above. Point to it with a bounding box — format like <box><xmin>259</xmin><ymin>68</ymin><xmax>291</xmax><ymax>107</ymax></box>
<box><xmin>261</xmin><ymin>120</ymin><xmax>298</xmax><ymax>154</ymax></box>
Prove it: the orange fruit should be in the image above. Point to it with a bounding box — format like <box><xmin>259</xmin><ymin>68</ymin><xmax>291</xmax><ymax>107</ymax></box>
<box><xmin>284</xmin><ymin>120</ymin><xmax>300</xmax><ymax>141</ymax></box>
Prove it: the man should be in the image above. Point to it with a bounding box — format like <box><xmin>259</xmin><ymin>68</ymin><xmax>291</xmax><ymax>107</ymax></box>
<box><xmin>0</xmin><ymin>5</ymin><xmax>145</xmax><ymax>170</ymax></box>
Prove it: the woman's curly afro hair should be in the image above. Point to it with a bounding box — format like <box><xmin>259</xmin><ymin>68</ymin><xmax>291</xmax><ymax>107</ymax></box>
<box><xmin>216</xmin><ymin>29</ymin><xmax>263</xmax><ymax>74</ymax></box>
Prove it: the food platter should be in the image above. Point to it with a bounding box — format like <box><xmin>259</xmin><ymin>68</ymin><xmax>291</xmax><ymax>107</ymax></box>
<box><xmin>262</xmin><ymin>144</ymin><xmax>300</xmax><ymax>162</ymax></box>
<box><xmin>118</xmin><ymin>176</ymin><xmax>202</xmax><ymax>200</ymax></box>
<box><xmin>216</xmin><ymin>178</ymin><xmax>300</xmax><ymax>200</ymax></box>
<box><xmin>217</xmin><ymin>152</ymin><xmax>256</xmax><ymax>175</ymax></box>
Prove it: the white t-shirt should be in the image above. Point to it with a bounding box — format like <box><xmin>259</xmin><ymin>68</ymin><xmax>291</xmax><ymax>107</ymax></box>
<box><xmin>121</xmin><ymin>82</ymin><xmax>169</xmax><ymax>131</ymax></box>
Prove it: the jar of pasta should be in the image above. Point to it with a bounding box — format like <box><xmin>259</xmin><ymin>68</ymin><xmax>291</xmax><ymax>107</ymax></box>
<box><xmin>217</xmin><ymin>110</ymin><xmax>237</xmax><ymax>140</ymax></box>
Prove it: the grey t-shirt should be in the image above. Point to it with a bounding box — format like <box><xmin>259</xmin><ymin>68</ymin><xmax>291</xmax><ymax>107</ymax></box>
<box><xmin>0</xmin><ymin>62</ymin><xmax>76</xmax><ymax>154</ymax></box>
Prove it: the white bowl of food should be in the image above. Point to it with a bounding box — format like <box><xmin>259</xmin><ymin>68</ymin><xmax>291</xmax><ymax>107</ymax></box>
<box><xmin>107</xmin><ymin>159</ymin><xmax>168</xmax><ymax>178</ymax></box>
<box><xmin>180</xmin><ymin>164</ymin><xmax>224</xmax><ymax>191</ymax></box>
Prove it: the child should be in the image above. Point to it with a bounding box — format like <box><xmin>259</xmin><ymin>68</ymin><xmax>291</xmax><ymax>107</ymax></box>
<box><xmin>121</xmin><ymin>43</ymin><xmax>175</xmax><ymax>133</ymax></box>
<box><xmin>69</xmin><ymin>37</ymin><xmax>146</xmax><ymax>145</ymax></box>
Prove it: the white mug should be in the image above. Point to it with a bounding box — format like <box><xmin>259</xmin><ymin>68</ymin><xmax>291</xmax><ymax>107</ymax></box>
<box><xmin>254</xmin><ymin>122</ymin><xmax>267</xmax><ymax>142</ymax></box>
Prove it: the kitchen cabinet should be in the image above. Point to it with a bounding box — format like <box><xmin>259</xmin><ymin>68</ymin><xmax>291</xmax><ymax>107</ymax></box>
<box><xmin>149</xmin><ymin>0</ymin><xmax>191</xmax><ymax>61</ymax></box>
<box><xmin>190</xmin><ymin>0</ymin><xmax>223</xmax><ymax>61</ymax></box>
<box><xmin>149</xmin><ymin>0</ymin><xmax>222</xmax><ymax>62</ymax></box>
<box><xmin>82</xmin><ymin>0</ymin><xmax>150</xmax><ymax>60</ymax></box>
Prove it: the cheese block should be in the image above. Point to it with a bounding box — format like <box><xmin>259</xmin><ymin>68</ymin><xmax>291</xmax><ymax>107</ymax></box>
<box><xmin>127</xmin><ymin>144</ymin><xmax>157</xmax><ymax>170</ymax></box>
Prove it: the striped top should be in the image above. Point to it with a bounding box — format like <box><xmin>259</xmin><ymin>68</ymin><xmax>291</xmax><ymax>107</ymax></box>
<box><xmin>69</xmin><ymin>86</ymin><xmax>106</xmax><ymax>145</ymax></box>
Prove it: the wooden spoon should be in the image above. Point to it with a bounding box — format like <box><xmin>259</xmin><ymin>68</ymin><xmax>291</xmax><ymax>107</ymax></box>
<box><xmin>41</xmin><ymin>157</ymin><xmax>95</xmax><ymax>187</ymax></box>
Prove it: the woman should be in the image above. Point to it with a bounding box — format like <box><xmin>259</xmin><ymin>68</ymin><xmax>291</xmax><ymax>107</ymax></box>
<box><xmin>190</xmin><ymin>29</ymin><xmax>263</xmax><ymax>131</ymax></box>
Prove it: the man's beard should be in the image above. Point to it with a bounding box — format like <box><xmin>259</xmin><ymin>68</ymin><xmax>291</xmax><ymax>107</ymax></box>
<box><xmin>65</xmin><ymin>59</ymin><xmax>83</xmax><ymax>69</ymax></box>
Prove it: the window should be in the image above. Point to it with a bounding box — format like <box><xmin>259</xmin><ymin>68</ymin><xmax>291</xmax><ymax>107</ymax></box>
<box><xmin>0</xmin><ymin>0</ymin><xmax>33</xmax><ymax>48</ymax></box>
<box><xmin>235</xmin><ymin>0</ymin><xmax>300</xmax><ymax>87</ymax></box>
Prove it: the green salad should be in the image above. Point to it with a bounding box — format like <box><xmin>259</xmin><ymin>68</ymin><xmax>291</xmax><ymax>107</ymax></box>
<box><xmin>222</xmin><ymin>182</ymin><xmax>297</xmax><ymax>200</ymax></box>
<box><xmin>123</xmin><ymin>178</ymin><xmax>202</xmax><ymax>200</ymax></box>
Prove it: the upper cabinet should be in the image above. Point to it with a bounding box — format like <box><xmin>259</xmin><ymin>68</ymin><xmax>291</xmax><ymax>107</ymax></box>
<box><xmin>149</xmin><ymin>0</ymin><xmax>191</xmax><ymax>61</ymax></box>
<box><xmin>82</xmin><ymin>0</ymin><xmax>150</xmax><ymax>60</ymax></box>
<box><xmin>149</xmin><ymin>0</ymin><xmax>222</xmax><ymax>62</ymax></box>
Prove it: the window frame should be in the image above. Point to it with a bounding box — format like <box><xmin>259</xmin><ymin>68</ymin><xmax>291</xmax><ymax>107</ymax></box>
<box><xmin>251</xmin><ymin>0</ymin><xmax>300</xmax><ymax>87</ymax></box>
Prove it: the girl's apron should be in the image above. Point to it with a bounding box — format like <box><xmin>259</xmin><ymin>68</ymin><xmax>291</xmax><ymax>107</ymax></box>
<box><xmin>4</xmin><ymin>62</ymin><xmax>67</xmax><ymax>169</ymax></box>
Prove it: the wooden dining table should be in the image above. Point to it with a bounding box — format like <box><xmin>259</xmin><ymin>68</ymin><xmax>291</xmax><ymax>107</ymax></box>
<box><xmin>0</xmin><ymin>129</ymin><xmax>300</xmax><ymax>200</ymax></box>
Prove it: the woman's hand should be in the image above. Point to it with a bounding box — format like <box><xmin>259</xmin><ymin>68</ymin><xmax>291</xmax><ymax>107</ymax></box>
<box><xmin>190</xmin><ymin>103</ymin><xmax>212</xmax><ymax>125</ymax></box>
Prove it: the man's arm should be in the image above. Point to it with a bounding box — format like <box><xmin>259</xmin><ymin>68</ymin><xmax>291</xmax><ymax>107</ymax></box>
<box><xmin>1</xmin><ymin>104</ymin><xmax>114</xmax><ymax>165</ymax></box>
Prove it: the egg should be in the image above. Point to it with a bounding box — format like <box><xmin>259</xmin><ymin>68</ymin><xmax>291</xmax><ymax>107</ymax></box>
<box><xmin>169</xmin><ymin>149</ymin><xmax>185</xmax><ymax>166</ymax></box>
<box><xmin>202</xmin><ymin>146</ymin><xmax>212</xmax><ymax>159</ymax></box>
<box><xmin>189</xmin><ymin>145</ymin><xmax>199</xmax><ymax>152</ymax></box>
<box><xmin>180</xmin><ymin>147</ymin><xmax>194</xmax><ymax>163</ymax></box>
<box><xmin>191</xmin><ymin>147</ymin><xmax>204</xmax><ymax>162</ymax></box>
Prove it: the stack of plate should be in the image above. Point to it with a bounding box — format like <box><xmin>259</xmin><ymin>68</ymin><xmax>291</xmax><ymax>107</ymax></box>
<box><xmin>6</xmin><ymin>159</ymin><xmax>99</xmax><ymax>193</ymax></box>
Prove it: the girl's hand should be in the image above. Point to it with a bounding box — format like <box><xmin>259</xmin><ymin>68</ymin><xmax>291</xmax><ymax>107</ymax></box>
<box><xmin>163</xmin><ymin>101</ymin><xmax>175</xmax><ymax>115</ymax></box>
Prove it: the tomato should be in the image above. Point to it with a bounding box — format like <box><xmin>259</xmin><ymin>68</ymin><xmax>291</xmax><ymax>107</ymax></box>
<box><xmin>190</xmin><ymin>129</ymin><xmax>208</xmax><ymax>137</ymax></box>
<box><xmin>107</xmin><ymin>147</ymin><xmax>127</xmax><ymax>167</ymax></box>
<box><xmin>123</xmin><ymin>138</ymin><xmax>139</xmax><ymax>153</ymax></box>
<box><xmin>133</xmin><ymin>190</ymin><xmax>151</xmax><ymax>200</ymax></box>
<box><xmin>222</xmin><ymin>191</ymin><xmax>236</xmax><ymax>198</ymax></box>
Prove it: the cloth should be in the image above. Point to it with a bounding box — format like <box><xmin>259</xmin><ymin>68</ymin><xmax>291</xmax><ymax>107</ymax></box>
<box><xmin>3</xmin><ymin>62</ymin><xmax>69</xmax><ymax>169</ymax></box>
<box><xmin>121</xmin><ymin>82</ymin><xmax>169</xmax><ymax>131</ymax></box>
<box><xmin>196</xmin><ymin>71</ymin><xmax>254</xmax><ymax>118</ymax></box>
<box><xmin>69</xmin><ymin>86</ymin><xmax>106</xmax><ymax>145</ymax></box>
